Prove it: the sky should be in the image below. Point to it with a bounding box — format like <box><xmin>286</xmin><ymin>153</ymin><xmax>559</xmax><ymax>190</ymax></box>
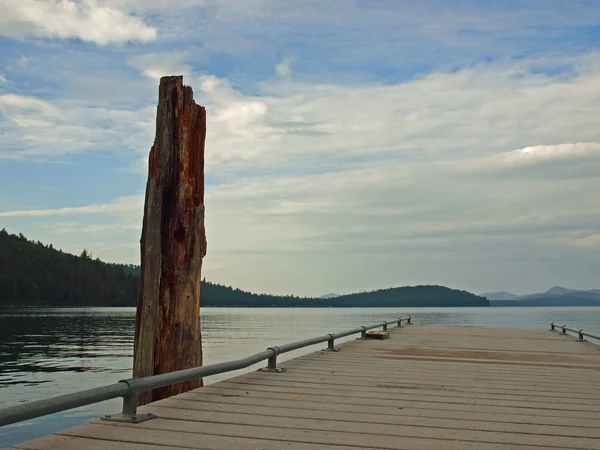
<box><xmin>0</xmin><ymin>0</ymin><xmax>599</xmax><ymax>297</ymax></box>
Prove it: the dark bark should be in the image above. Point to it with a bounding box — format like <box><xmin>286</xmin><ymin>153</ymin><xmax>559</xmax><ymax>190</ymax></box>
<box><xmin>133</xmin><ymin>76</ymin><xmax>206</xmax><ymax>405</ymax></box>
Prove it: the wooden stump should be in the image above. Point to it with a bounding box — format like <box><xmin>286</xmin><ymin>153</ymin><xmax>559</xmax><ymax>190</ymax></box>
<box><xmin>133</xmin><ymin>75</ymin><xmax>207</xmax><ymax>405</ymax></box>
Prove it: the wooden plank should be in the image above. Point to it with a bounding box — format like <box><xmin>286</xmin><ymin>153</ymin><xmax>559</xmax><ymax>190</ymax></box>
<box><xmin>54</xmin><ymin>423</ymin><xmax>365</xmax><ymax>450</ymax></box>
<box><xmin>290</xmin><ymin>350</ymin><xmax>600</xmax><ymax>373</ymax></box>
<box><xmin>268</xmin><ymin>364</ymin><xmax>600</xmax><ymax>393</ymax></box>
<box><xmin>14</xmin><ymin>434</ymin><xmax>179</xmax><ymax>450</ymax></box>
<box><xmin>280</xmin><ymin>360</ymin><xmax>600</xmax><ymax>384</ymax></box>
<box><xmin>132</xmin><ymin>404</ymin><xmax>600</xmax><ymax>449</ymax></box>
<box><xmin>191</xmin><ymin>384</ymin><xmax>600</xmax><ymax>416</ymax></box>
<box><xmin>230</xmin><ymin>371</ymin><xmax>600</xmax><ymax>401</ymax></box>
<box><xmin>147</xmin><ymin>397</ymin><xmax>600</xmax><ymax>435</ymax></box>
<box><xmin>293</xmin><ymin>351</ymin><xmax>600</xmax><ymax>371</ymax></box>
<box><xmin>166</xmin><ymin>391</ymin><xmax>600</xmax><ymax>428</ymax></box>
<box><xmin>296</xmin><ymin>345</ymin><xmax>600</xmax><ymax>365</ymax></box>
<box><xmin>93</xmin><ymin>419</ymin><xmax>555</xmax><ymax>450</ymax></box>
<box><xmin>180</xmin><ymin>389</ymin><xmax>599</xmax><ymax>422</ymax></box>
<box><xmin>218</xmin><ymin>375</ymin><xmax>600</xmax><ymax>405</ymax></box>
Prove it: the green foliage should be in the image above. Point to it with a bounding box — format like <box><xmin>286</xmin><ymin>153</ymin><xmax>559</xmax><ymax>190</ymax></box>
<box><xmin>0</xmin><ymin>230</ymin><xmax>488</xmax><ymax>307</ymax></box>
<box><xmin>0</xmin><ymin>229</ymin><xmax>137</xmax><ymax>306</ymax></box>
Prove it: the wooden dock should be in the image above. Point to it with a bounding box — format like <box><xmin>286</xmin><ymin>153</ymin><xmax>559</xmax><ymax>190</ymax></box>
<box><xmin>9</xmin><ymin>325</ymin><xmax>600</xmax><ymax>449</ymax></box>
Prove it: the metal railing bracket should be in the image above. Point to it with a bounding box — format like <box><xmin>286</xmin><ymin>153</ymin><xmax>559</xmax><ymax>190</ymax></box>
<box><xmin>258</xmin><ymin>346</ymin><xmax>287</xmax><ymax>372</ymax></box>
<box><xmin>323</xmin><ymin>333</ymin><xmax>340</xmax><ymax>352</ymax></box>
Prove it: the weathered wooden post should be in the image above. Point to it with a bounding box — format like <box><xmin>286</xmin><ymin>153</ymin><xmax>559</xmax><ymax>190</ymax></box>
<box><xmin>133</xmin><ymin>75</ymin><xmax>207</xmax><ymax>405</ymax></box>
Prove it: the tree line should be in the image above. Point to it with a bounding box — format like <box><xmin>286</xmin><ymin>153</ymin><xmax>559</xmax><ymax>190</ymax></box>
<box><xmin>0</xmin><ymin>230</ymin><xmax>488</xmax><ymax>307</ymax></box>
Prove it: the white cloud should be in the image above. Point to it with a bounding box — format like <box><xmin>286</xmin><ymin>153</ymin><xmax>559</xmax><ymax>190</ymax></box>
<box><xmin>462</xmin><ymin>143</ymin><xmax>600</xmax><ymax>173</ymax></box>
<box><xmin>275</xmin><ymin>58</ymin><xmax>293</xmax><ymax>77</ymax></box>
<box><xmin>0</xmin><ymin>195</ymin><xmax>143</xmax><ymax>217</ymax></box>
<box><xmin>192</xmin><ymin>57</ymin><xmax>600</xmax><ymax>175</ymax></box>
<box><xmin>0</xmin><ymin>72</ymin><xmax>6</xmax><ymax>83</ymax></box>
<box><xmin>512</xmin><ymin>143</ymin><xmax>600</xmax><ymax>161</ymax></box>
<box><xmin>543</xmin><ymin>232</ymin><xmax>600</xmax><ymax>251</ymax></box>
<box><xmin>128</xmin><ymin>51</ymin><xmax>193</xmax><ymax>81</ymax></box>
<box><xmin>0</xmin><ymin>93</ymin><xmax>155</xmax><ymax>159</ymax></box>
<box><xmin>0</xmin><ymin>0</ymin><xmax>156</xmax><ymax>45</ymax></box>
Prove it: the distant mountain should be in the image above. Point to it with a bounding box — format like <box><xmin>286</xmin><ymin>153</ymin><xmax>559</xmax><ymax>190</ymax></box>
<box><xmin>481</xmin><ymin>291</ymin><xmax>519</xmax><ymax>301</ymax></box>
<box><xmin>489</xmin><ymin>285</ymin><xmax>600</xmax><ymax>307</ymax></box>
<box><xmin>491</xmin><ymin>296</ymin><xmax>600</xmax><ymax>307</ymax></box>
<box><xmin>320</xmin><ymin>293</ymin><xmax>340</xmax><ymax>299</ymax></box>
<box><xmin>522</xmin><ymin>286</ymin><xmax>600</xmax><ymax>301</ymax></box>
<box><xmin>544</xmin><ymin>286</ymin><xmax>581</xmax><ymax>296</ymax></box>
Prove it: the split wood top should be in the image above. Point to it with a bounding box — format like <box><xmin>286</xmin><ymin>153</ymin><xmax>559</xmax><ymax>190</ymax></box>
<box><xmin>10</xmin><ymin>325</ymin><xmax>600</xmax><ymax>450</ymax></box>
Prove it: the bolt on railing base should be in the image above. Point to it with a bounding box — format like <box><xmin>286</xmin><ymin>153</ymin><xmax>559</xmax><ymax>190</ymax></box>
<box><xmin>258</xmin><ymin>367</ymin><xmax>287</xmax><ymax>373</ymax></box>
<box><xmin>101</xmin><ymin>412</ymin><xmax>154</xmax><ymax>423</ymax></box>
<box><xmin>322</xmin><ymin>347</ymin><xmax>340</xmax><ymax>352</ymax></box>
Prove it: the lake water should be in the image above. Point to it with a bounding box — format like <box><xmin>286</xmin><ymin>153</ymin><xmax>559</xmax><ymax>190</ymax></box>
<box><xmin>1</xmin><ymin>306</ymin><xmax>599</xmax><ymax>448</ymax></box>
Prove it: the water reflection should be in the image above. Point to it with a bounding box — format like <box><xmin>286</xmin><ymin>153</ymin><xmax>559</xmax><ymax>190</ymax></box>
<box><xmin>0</xmin><ymin>308</ymin><xmax>134</xmax><ymax>391</ymax></box>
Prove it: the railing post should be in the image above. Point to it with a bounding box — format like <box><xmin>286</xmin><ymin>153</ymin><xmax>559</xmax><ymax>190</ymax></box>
<box><xmin>408</xmin><ymin>316</ymin><xmax>412</xmax><ymax>325</ymax></box>
<box><xmin>397</xmin><ymin>318</ymin><xmax>403</xmax><ymax>327</ymax></box>
<box><xmin>122</xmin><ymin>393</ymin><xmax>137</xmax><ymax>416</ymax></box>
<box><xmin>550</xmin><ymin>322</ymin><xmax>555</xmax><ymax>331</ymax></box>
<box><xmin>258</xmin><ymin>346</ymin><xmax>286</xmax><ymax>372</ymax></box>
<box><xmin>268</xmin><ymin>354</ymin><xmax>277</xmax><ymax>369</ymax></box>
<box><xmin>356</xmin><ymin>326</ymin><xmax>369</xmax><ymax>340</ymax></box>
<box><xmin>324</xmin><ymin>333</ymin><xmax>340</xmax><ymax>352</ymax></box>
<box><xmin>562</xmin><ymin>326</ymin><xmax>567</xmax><ymax>335</ymax></box>
<box><xmin>578</xmin><ymin>330</ymin><xmax>585</xmax><ymax>342</ymax></box>
<box><xmin>383</xmin><ymin>321</ymin><xmax>388</xmax><ymax>331</ymax></box>
<box><xmin>102</xmin><ymin>392</ymin><xmax>153</xmax><ymax>423</ymax></box>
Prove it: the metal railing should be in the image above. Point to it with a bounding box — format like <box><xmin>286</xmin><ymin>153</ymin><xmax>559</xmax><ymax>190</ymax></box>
<box><xmin>550</xmin><ymin>322</ymin><xmax>600</xmax><ymax>342</ymax></box>
<box><xmin>0</xmin><ymin>316</ymin><xmax>411</xmax><ymax>427</ymax></box>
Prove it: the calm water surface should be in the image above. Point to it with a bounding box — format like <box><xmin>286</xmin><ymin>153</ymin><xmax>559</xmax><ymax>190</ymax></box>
<box><xmin>1</xmin><ymin>306</ymin><xmax>599</xmax><ymax>447</ymax></box>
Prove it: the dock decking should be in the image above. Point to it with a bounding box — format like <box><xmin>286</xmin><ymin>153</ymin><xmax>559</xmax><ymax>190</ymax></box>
<box><xmin>8</xmin><ymin>325</ymin><xmax>600</xmax><ymax>449</ymax></box>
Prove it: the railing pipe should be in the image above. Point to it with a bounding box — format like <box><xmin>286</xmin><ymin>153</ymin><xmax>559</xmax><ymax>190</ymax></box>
<box><xmin>586</xmin><ymin>331</ymin><xmax>600</xmax><ymax>340</ymax></box>
<box><xmin>550</xmin><ymin>323</ymin><xmax>600</xmax><ymax>342</ymax></box>
<box><xmin>125</xmin><ymin>349</ymin><xmax>274</xmax><ymax>393</ymax></box>
<box><xmin>335</xmin><ymin>326</ymin><xmax>367</xmax><ymax>338</ymax></box>
<box><xmin>278</xmin><ymin>335</ymin><xmax>330</xmax><ymax>353</ymax></box>
<box><xmin>0</xmin><ymin>383</ymin><xmax>129</xmax><ymax>428</ymax></box>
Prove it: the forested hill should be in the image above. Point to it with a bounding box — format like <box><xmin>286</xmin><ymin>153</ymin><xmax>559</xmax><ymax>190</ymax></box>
<box><xmin>0</xmin><ymin>230</ymin><xmax>138</xmax><ymax>306</ymax></box>
<box><xmin>0</xmin><ymin>230</ymin><xmax>488</xmax><ymax>307</ymax></box>
<box><xmin>203</xmin><ymin>283</ymin><xmax>487</xmax><ymax>307</ymax></box>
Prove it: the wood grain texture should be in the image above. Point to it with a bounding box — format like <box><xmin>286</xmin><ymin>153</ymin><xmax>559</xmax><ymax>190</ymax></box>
<box><xmin>133</xmin><ymin>76</ymin><xmax>206</xmax><ymax>405</ymax></box>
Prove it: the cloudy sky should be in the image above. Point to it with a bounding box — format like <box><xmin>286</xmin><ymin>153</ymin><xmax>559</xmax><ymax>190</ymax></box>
<box><xmin>0</xmin><ymin>0</ymin><xmax>599</xmax><ymax>297</ymax></box>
